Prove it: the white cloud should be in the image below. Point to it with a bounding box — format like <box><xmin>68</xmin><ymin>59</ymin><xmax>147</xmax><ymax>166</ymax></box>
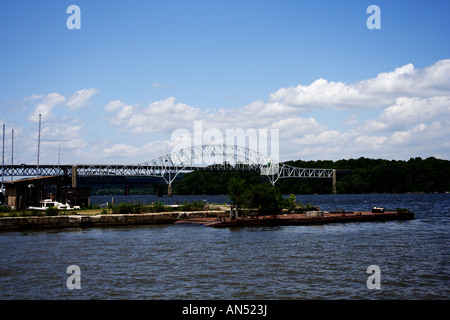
<box><xmin>24</xmin><ymin>89</ymin><xmax>99</xmax><ymax>163</ymax></box>
<box><xmin>293</xmin><ymin>130</ymin><xmax>346</xmax><ymax>146</ymax></box>
<box><xmin>104</xmin><ymin>100</ymin><xmax>127</xmax><ymax>112</ymax></box>
<box><xmin>103</xmin><ymin>143</ymin><xmax>139</xmax><ymax>155</ymax></box>
<box><xmin>28</xmin><ymin>94</ymin><xmax>44</xmax><ymax>101</ymax></box>
<box><xmin>272</xmin><ymin>117</ymin><xmax>325</xmax><ymax>139</ymax></box>
<box><xmin>355</xmin><ymin>135</ymin><xmax>389</xmax><ymax>150</ymax></box>
<box><xmin>27</xmin><ymin>92</ymin><xmax>66</xmax><ymax>122</ymax></box>
<box><xmin>269</xmin><ymin>59</ymin><xmax>450</xmax><ymax>110</ymax></box>
<box><xmin>41</xmin><ymin>122</ymin><xmax>85</xmax><ymax>144</ymax></box>
<box><xmin>18</xmin><ymin>60</ymin><xmax>450</xmax><ymax>164</ymax></box>
<box><xmin>364</xmin><ymin>96</ymin><xmax>450</xmax><ymax>132</ymax></box>
<box><xmin>66</xmin><ymin>88</ymin><xmax>99</xmax><ymax>110</ymax></box>
<box><xmin>101</xmin><ymin>59</ymin><xmax>450</xmax><ymax>161</ymax></box>
<box><xmin>357</xmin><ymin>60</ymin><xmax>450</xmax><ymax>98</ymax></box>
<box><xmin>270</xmin><ymin>78</ymin><xmax>368</xmax><ymax>109</ymax></box>
<box><xmin>390</xmin><ymin>123</ymin><xmax>427</xmax><ymax>145</ymax></box>
<box><xmin>27</xmin><ymin>88</ymin><xmax>100</xmax><ymax>122</ymax></box>
<box><xmin>357</xmin><ymin>63</ymin><xmax>417</xmax><ymax>95</ymax></box>
<box><xmin>104</xmin><ymin>97</ymin><xmax>204</xmax><ymax>133</ymax></box>
<box><xmin>102</xmin><ymin>140</ymin><xmax>178</xmax><ymax>163</ymax></box>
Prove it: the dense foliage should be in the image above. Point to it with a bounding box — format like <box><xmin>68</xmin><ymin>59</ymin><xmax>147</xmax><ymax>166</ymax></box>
<box><xmin>227</xmin><ymin>177</ymin><xmax>285</xmax><ymax>215</ymax></box>
<box><xmin>173</xmin><ymin>157</ymin><xmax>450</xmax><ymax>194</ymax></box>
<box><xmin>173</xmin><ymin>171</ymin><xmax>262</xmax><ymax>195</ymax></box>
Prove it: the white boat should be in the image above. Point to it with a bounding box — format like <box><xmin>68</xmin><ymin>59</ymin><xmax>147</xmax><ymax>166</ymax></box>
<box><xmin>28</xmin><ymin>199</ymin><xmax>80</xmax><ymax>211</ymax></box>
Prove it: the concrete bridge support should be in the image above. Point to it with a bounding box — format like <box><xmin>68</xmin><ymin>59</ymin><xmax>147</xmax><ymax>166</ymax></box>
<box><xmin>72</xmin><ymin>165</ymin><xmax>77</xmax><ymax>188</ymax></box>
<box><xmin>332</xmin><ymin>169</ymin><xmax>337</xmax><ymax>194</ymax></box>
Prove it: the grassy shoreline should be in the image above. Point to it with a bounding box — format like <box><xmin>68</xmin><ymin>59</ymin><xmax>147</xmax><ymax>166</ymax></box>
<box><xmin>0</xmin><ymin>201</ymin><xmax>228</xmax><ymax>218</ymax></box>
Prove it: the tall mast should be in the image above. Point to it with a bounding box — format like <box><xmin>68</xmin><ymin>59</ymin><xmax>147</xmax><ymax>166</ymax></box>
<box><xmin>11</xmin><ymin>129</ymin><xmax>14</xmax><ymax>181</ymax></box>
<box><xmin>37</xmin><ymin>114</ymin><xmax>41</xmax><ymax>176</ymax></box>
<box><xmin>1</xmin><ymin>124</ymin><xmax>4</xmax><ymax>185</ymax></box>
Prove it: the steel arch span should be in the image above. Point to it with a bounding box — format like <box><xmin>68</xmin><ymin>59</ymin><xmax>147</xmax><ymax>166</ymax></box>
<box><xmin>137</xmin><ymin>144</ymin><xmax>279</xmax><ymax>185</ymax></box>
<box><xmin>133</xmin><ymin>144</ymin><xmax>334</xmax><ymax>186</ymax></box>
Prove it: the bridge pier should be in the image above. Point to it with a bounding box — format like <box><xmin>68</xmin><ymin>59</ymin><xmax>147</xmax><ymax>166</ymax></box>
<box><xmin>167</xmin><ymin>183</ymin><xmax>173</xmax><ymax>197</ymax></box>
<box><xmin>71</xmin><ymin>165</ymin><xmax>77</xmax><ymax>188</ymax></box>
<box><xmin>332</xmin><ymin>169</ymin><xmax>337</xmax><ymax>194</ymax></box>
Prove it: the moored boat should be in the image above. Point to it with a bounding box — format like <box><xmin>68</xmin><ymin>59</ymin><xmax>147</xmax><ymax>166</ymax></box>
<box><xmin>28</xmin><ymin>199</ymin><xmax>80</xmax><ymax>211</ymax></box>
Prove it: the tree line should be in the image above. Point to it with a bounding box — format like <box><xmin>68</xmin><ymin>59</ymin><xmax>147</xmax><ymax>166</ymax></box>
<box><xmin>173</xmin><ymin>157</ymin><xmax>450</xmax><ymax>194</ymax></box>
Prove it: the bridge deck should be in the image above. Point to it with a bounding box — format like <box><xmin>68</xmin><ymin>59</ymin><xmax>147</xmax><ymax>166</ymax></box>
<box><xmin>1</xmin><ymin>164</ymin><xmax>340</xmax><ymax>178</ymax></box>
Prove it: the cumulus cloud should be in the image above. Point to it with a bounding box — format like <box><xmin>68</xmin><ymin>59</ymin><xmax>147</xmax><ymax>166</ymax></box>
<box><xmin>28</xmin><ymin>88</ymin><xmax>99</xmax><ymax>122</ymax></box>
<box><xmin>270</xmin><ymin>78</ymin><xmax>368</xmax><ymax>109</ymax></box>
<box><xmin>103</xmin><ymin>97</ymin><xmax>204</xmax><ymax>133</ymax></box>
<box><xmin>20</xmin><ymin>60</ymin><xmax>448</xmax><ymax>164</ymax></box>
<box><xmin>101</xmin><ymin>59</ymin><xmax>450</xmax><ymax>161</ymax></box>
<box><xmin>103</xmin><ymin>139</ymin><xmax>179</xmax><ymax>163</ymax></box>
<box><xmin>364</xmin><ymin>96</ymin><xmax>450</xmax><ymax>132</ymax></box>
<box><xmin>272</xmin><ymin>117</ymin><xmax>326</xmax><ymax>139</ymax></box>
<box><xmin>24</xmin><ymin>89</ymin><xmax>98</xmax><ymax>163</ymax></box>
<box><xmin>104</xmin><ymin>100</ymin><xmax>128</xmax><ymax>112</ymax></box>
<box><xmin>269</xmin><ymin>59</ymin><xmax>450</xmax><ymax>110</ymax></box>
<box><xmin>66</xmin><ymin>88</ymin><xmax>99</xmax><ymax>110</ymax></box>
<box><xmin>27</xmin><ymin>92</ymin><xmax>66</xmax><ymax>122</ymax></box>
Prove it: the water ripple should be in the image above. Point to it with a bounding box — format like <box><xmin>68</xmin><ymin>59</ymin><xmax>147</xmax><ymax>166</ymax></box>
<box><xmin>1</xmin><ymin>193</ymin><xmax>449</xmax><ymax>299</ymax></box>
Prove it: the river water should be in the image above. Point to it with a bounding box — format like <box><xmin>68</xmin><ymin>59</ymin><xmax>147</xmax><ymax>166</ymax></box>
<box><xmin>0</xmin><ymin>193</ymin><xmax>448</xmax><ymax>300</ymax></box>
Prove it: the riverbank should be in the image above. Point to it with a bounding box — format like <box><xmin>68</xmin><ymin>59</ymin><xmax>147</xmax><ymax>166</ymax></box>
<box><xmin>176</xmin><ymin>210</ymin><xmax>415</xmax><ymax>228</ymax></box>
<box><xmin>0</xmin><ymin>208</ymin><xmax>413</xmax><ymax>230</ymax></box>
<box><xmin>0</xmin><ymin>210</ymin><xmax>226</xmax><ymax>230</ymax></box>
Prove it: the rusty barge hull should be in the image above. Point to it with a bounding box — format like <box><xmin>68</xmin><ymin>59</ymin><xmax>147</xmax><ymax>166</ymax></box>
<box><xmin>174</xmin><ymin>211</ymin><xmax>414</xmax><ymax>228</ymax></box>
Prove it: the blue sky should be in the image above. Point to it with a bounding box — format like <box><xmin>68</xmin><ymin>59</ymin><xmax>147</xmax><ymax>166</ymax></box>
<box><xmin>0</xmin><ymin>0</ymin><xmax>449</xmax><ymax>166</ymax></box>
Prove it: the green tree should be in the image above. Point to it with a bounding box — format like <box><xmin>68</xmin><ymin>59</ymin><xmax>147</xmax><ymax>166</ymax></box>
<box><xmin>245</xmin><ymin>183</ymin><xmax>283</xmax><ymax>216</ymax></box>
<box><xmin>227</xmin><ymin>177</ymin><xmax>248</xmax><ymax>207</ymax></box>
<box><xmin>172</xmin><ymin>157</ymin><xmax>450</xmax><ymax>194</ymax></box>
<box><xmin>283</xmin><ymin>194</ymin><xmax>297</xmax><ymax>211</ymax></box>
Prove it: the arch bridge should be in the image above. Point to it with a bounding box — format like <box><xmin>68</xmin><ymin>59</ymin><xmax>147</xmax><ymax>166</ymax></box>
<box><xmin>1</xmin><ymin>144</ymin><xmax>339</xmax><ymax>195</ymax></box>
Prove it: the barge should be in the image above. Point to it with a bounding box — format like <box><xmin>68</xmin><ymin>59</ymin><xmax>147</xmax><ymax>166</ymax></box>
<box><xmin>174</xmin><ymin>209</ymin><xmax>414</xmax><ymax>228</ymax></box>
